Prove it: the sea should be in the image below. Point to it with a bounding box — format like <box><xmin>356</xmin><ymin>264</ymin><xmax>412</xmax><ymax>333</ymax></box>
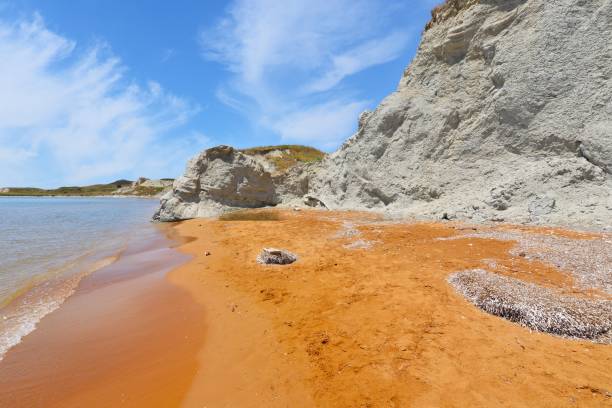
<box><xmin>0</xmin><ymin>197</ymin><xmax>160</xmax><ymax>360</ymax></box>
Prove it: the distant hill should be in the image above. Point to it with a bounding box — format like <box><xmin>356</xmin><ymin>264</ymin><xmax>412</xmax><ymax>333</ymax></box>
<box><xmin>110</xmin><ymin>179</ymin><xmax>134</xmax><ymax>187</ymax></box>
<box><xmin>0</xmin><ymin>178</ymin><xmax>174</xmax><ymax>197</ymax></box>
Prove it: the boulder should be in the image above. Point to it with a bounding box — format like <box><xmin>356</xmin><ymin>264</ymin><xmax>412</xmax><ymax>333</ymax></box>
<box><xmin>303</xmin><ymin>195</ymin><xmax>327</xmax><ymax>208</ymax></box>
<box><xmin>154</xmin><ymin>145</ymin><xmax>315</xmax><ymax>221</ymax></box>
<box><xmin>256</xmin><ymin>248</ymin><xmax>298</xmax><ymax>265</ymax></box>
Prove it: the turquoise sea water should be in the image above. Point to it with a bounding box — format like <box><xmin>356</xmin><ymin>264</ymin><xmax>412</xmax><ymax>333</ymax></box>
<box><xmin>0</xmin><ymin>197</ymin><xmax>159</xmax><ymax>359</ymax></box>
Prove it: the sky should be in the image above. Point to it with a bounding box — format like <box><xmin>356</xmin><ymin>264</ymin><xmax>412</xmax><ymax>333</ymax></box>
<box><xmin>0</xmin><ymin>0</ymin><xmax>439</xmax><ymax>188</ymax></box>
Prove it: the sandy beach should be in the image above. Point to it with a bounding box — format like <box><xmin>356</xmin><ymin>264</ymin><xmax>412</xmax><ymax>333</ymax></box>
<box><xmin>167</xmin><ymin>210</ymin><xmax>611</xmax><ymax>407</ymax></box>
<box><xmin>2</xmin><ymin>0</ymin><xmax>611</xmax><ymax>406</ymax></box>
<box><xmin>0</xmin><ymin>224</ymin><xmax>205</xmax><ymax>407</ymax></box>
<box><xmin>1</xmin><ymin>209</ymin><xmax>610</xmax><ymax>407</ymax></box>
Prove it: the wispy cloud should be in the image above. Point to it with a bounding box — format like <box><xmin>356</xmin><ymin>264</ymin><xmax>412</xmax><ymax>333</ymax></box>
<box><xmin>200</xmin><ymin>0</ymin><xmax>419</xmax><ymax>149</ymax></box>
<box><xmin>161</xmin><ymin>48</ymin><xmax>175</xmax><ymax>62</ymax></box>
<box><xmin>301</xmin><ymin>31</ymin><xmax>411</xmax><ymax>94</ymax></box>
<box><xmin>0</xmin><ymin>14</ymin><xmax>202</xmax><ymax>187</ymax></box>
<box><xmin>266</xmin><ymin>100</ymin><xmax>368</xmax><ymax>148</ymax></box>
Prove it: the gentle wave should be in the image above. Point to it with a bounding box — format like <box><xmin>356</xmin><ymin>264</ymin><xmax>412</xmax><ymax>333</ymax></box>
<box><xmin>0</xmin><ymin>254</ymin><xmax>120</xmax><ymax>360</ymax></box>
<box><xmin>0</xmin><ymin>197</ymin><xmax>158</xmax><ymax>361</ymax></box>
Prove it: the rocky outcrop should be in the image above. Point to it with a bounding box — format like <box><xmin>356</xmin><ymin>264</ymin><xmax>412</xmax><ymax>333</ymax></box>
<box><xmin>135</xmin><ymin>177</ymin><xmax>174</xmax><ymax>189</ymax></box>
<box><xmin>308</xmin><ymin>0</ymin><xmax>612</xmax><ymax>228</ymax></box>
<box><xmin>153</xmin><ymin>146</ymin><xmax>313</xmax><ymax>221</ymax></box>
<box><xmin>157</xmin><ymin>0</ymin><xmax>611</xmax><ymax>228</ymax></box>
<box><xmin>114</xmin><ymin>177</ymin><xmax>174</xmax><ymax>197</ymax></box>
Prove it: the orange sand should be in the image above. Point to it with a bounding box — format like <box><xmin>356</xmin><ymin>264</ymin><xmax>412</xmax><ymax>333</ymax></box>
<box><xmin>1</xmin><ymin>210</ymin><xmax>610</xmax><ymax>407</ymax></box>
<box><xmin>170</xmin><ymin>210</ymin><xmax>611</xmax><ymax>407</ymax></box>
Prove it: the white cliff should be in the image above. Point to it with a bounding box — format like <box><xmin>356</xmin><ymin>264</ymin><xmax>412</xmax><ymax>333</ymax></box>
<box><xmin>157</xmin><ymin>0</ymin><xmax>611</xmax><ymax>229</ymax></box>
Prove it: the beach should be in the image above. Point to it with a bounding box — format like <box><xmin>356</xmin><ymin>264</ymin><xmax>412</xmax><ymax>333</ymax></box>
<box><xmin>0</xmin><ymin>220</ymin><xmax>204</xmax><ymax>407</ymax></box>
<box><xmin>0</xmin><ymin>209</ymin><xmax>610</xmax><ymax>406</ymax></box>
<box><xmin>2</xmin><ymin>0</ymin><xmax>610</xmax><ymax>406</ymax></box>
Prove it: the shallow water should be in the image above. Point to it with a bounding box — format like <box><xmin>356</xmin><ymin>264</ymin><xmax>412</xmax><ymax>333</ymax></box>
<box><xmin>0</xmin><ymin>221</ymin><xmax>203</xmax><ymax>407</ymax></box>
<box><xmin>0</xmin><ymin>197</ymin><xmax>158</xmax><ymax>359</ymax></box>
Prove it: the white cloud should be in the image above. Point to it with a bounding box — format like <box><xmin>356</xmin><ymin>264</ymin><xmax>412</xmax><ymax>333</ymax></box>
<box><xmin>267</xmin><ymin>100</ymin><xmax>368</xmax><ymax>149</ymax></box>
<box><xmin>200</xmin><ymin>0</ymin><xmax>418</xmax><ymax>148</ymax></box>
<box><xmin>301</xmin><ymin>31</ymin><xmax>411</xmax><ymax>94</ymax></box>
<box><xmin>0</xmin><ymin>14</ymin><xmax>201</xmax><ymax>187</ymax></box>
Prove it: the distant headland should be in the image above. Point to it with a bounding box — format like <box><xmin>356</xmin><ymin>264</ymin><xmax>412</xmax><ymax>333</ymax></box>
<box><xmin>0</xmin><ymin>177</ymin><xmax>174</xmax><ymax>198</ymax></box>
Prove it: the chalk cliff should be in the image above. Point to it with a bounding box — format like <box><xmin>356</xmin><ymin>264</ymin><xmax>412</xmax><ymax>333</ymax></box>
<box><xmin>309</xmin><ymin>0</ymin><xmax>611</xmax><ymax>227</ymax></box>
<box><xmin>157</xmin><ymin>0</ymin><xmax>611</xmax><ymax>228</ymax></box>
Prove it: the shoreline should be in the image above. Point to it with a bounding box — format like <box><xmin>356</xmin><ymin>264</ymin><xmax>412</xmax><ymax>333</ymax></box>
<box><xmin>0</xmin><ymin>198</ymin><xmax>161</xmax><ymax>362</ymax></box>
<box><xmin>0</xmin><ymin>252</ymin><xmax>121</xmax><ymax>361</ymax></box>
<box><xmin>0</xmin><ymin>209</ymin><xmax>610</xmax><ymax>406</ymax></box>
<box><xmin>0</xmin><ymin>195</ymin><xmax>160</xmax><ymax>199</ymax></box>
<box><xmin>0</xmin><ymin>223</ymin><xmax>205</xmax><ymax>407</ymax></box>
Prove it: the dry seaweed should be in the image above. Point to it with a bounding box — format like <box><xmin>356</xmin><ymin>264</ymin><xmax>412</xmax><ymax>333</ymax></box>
<box><xmin>449</xmin><ymin>269</ymin><xmax>612</xmax><ymax>343</ymax></box>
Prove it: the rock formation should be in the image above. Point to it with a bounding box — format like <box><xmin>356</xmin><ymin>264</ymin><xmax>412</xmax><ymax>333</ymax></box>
<box><xmin>153</xmin><ymin>146</ymin><xmax>316</xmax><ymax>221</ymax></box>
<box><xmin>157</xmin><ymin>0</ymin><xmax>611</xmax><ymax>228</ymax></box>
<box><xmin>114</xmin><ymin>177</ymin><xmax>174</xmax><ymax>197</ymax></box>
<box><xmin>308</xmin><ymin>0</ymin><xmax>611</xmax><ymax>228</ymax></box>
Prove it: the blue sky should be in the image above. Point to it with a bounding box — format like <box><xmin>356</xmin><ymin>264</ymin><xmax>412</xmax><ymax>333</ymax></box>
<box><xmin>0</xmin><ymin>0</ymin><xmax>439</xmax><ymax>187</ymax></box>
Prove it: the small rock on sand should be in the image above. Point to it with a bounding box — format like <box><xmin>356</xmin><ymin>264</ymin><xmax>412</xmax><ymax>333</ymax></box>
<box><xmin>257</xmin><ymin>248</ymin><xmax>298</xmax><ymax>265</ymax></box>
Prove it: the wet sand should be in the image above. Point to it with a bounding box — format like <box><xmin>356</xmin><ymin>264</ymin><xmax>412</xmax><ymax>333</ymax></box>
<box><xmin>0</xmin><ymin>225</ymin><xmax>205</xmax><ymax>407</ymax></box>
<box><xmin>0</xmin><ymin>209</ymin><xmax>610</xmax><ymax>407</ymax></box>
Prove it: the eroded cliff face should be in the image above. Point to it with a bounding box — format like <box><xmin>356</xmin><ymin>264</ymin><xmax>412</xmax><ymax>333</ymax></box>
<box><xmin>309</xmin><ymin>0</ymin><xmax>611</xmax><ymax>228</ymax></box>
<box><xmin>157</xmin><ymin>0</ymin><xmax>611</xmax><ymax>228</ymax></box>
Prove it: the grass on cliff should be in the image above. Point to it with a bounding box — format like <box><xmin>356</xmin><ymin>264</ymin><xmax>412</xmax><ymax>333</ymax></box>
<box><xmin>239</xmin><ymin>145</ymin><xmax>325</xmax><ymax>172</ymax></box>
